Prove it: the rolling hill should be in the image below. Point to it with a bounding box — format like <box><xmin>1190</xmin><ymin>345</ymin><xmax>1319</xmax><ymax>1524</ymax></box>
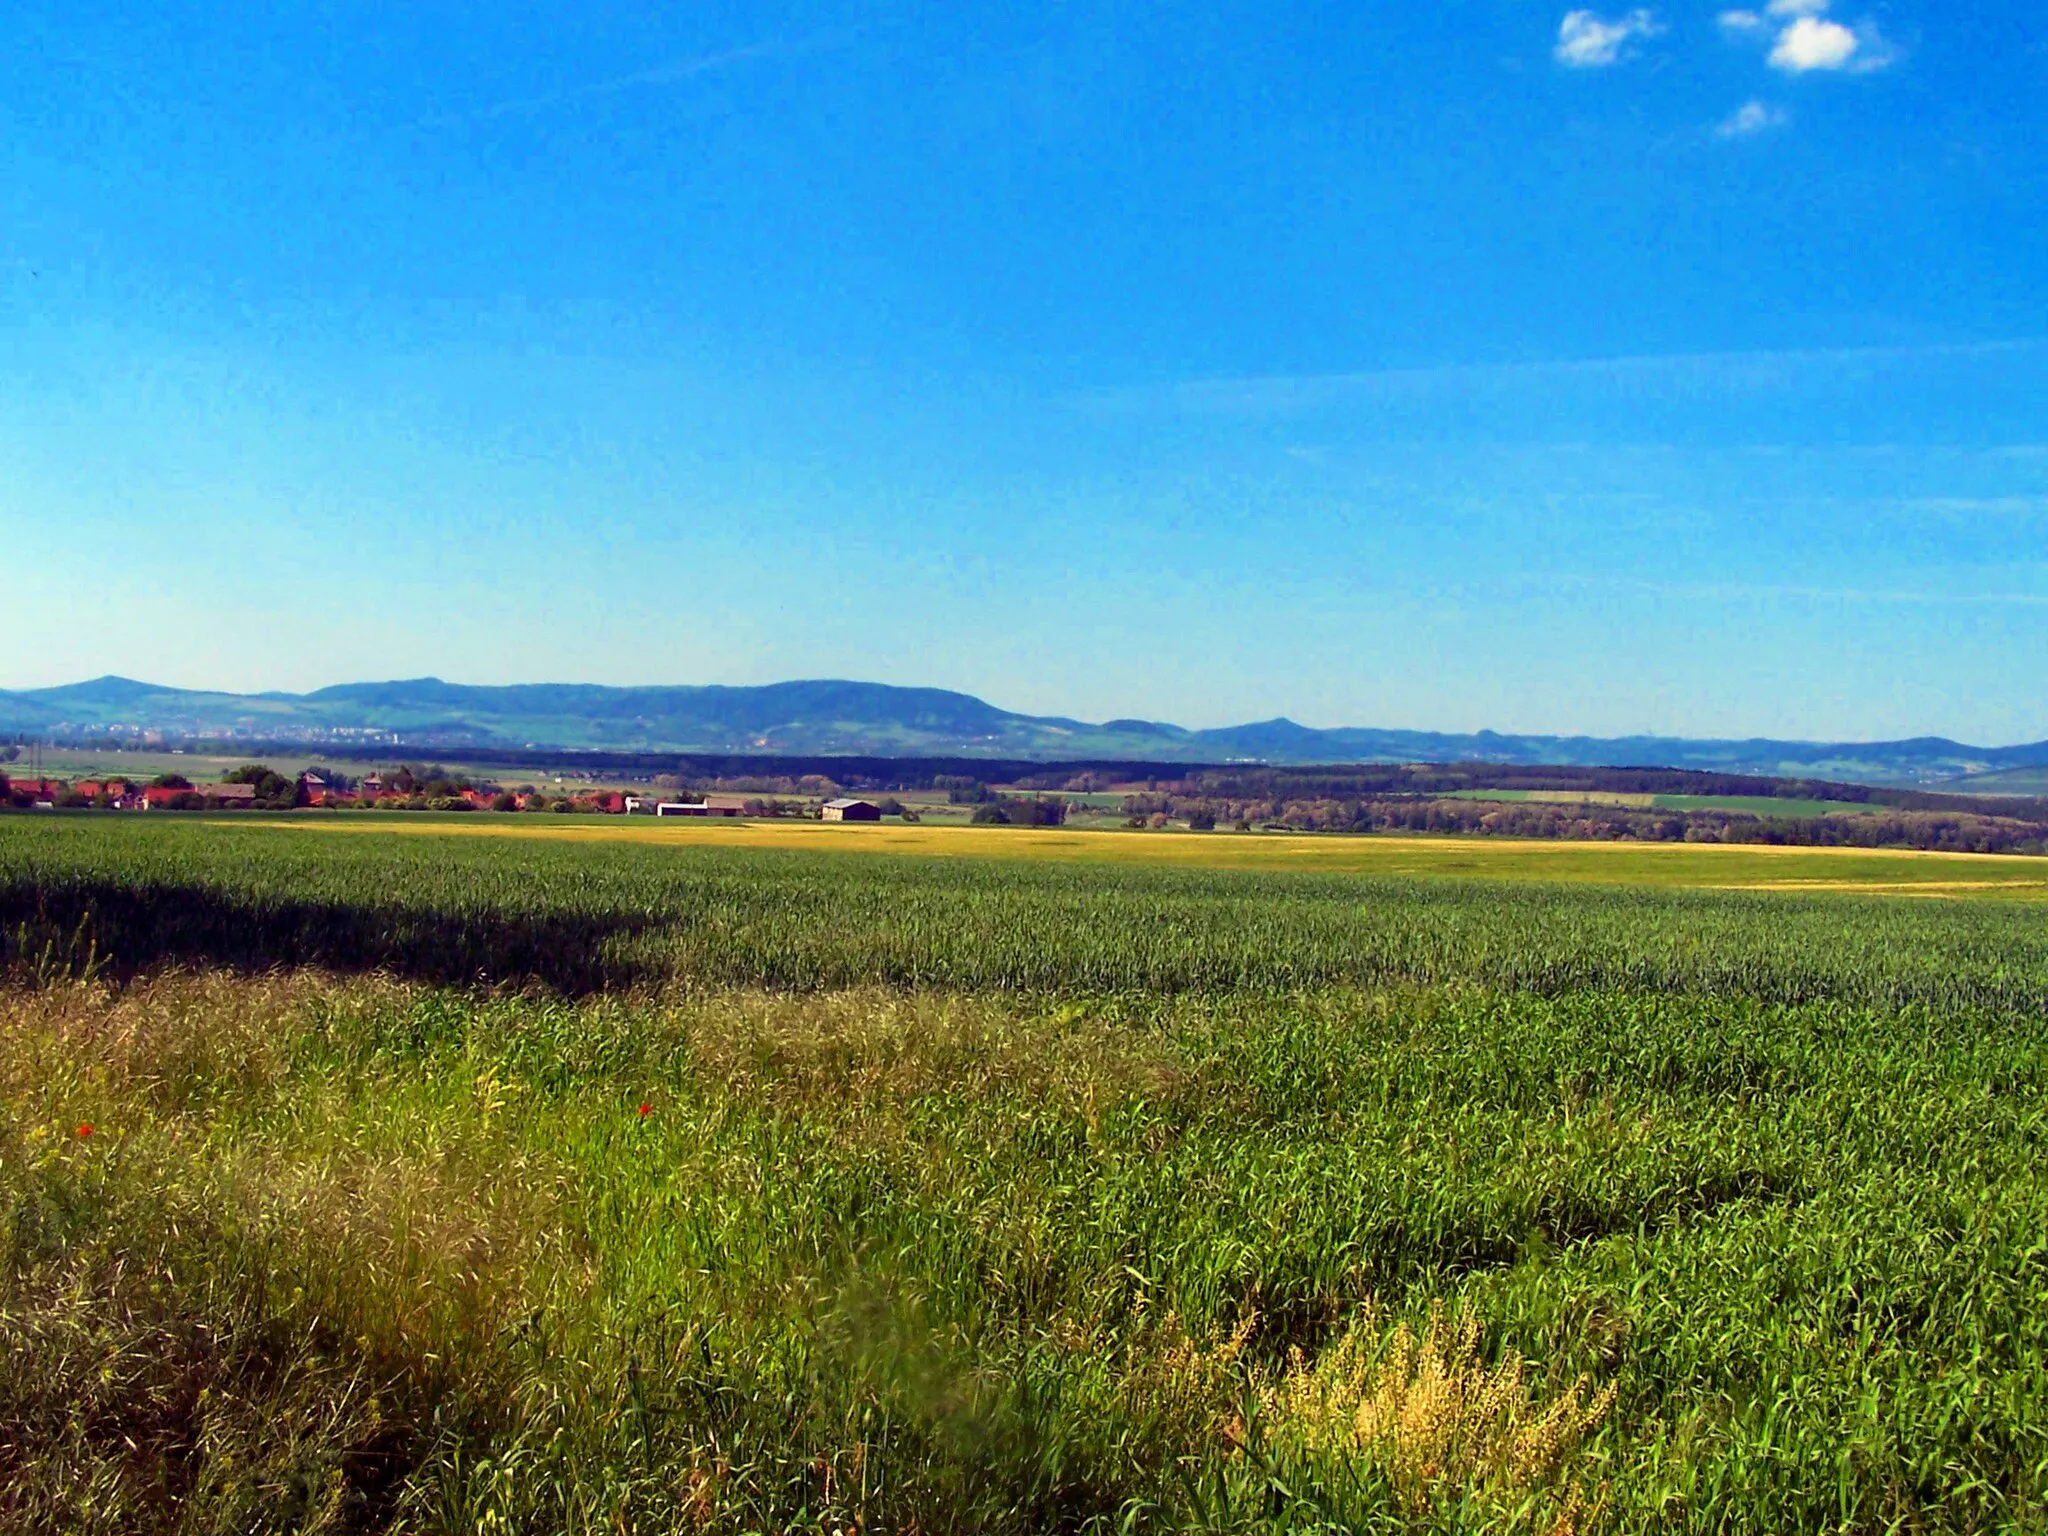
<box><xmin>3</xmin><ymin>675</ymin><xmax>2044</xmax><ymax>785</ymax></box>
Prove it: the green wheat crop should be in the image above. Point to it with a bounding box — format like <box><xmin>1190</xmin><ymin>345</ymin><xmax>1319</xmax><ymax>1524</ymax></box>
<box><xmin>2</xmin><ymin>816</ymin><xmax>2047</xmax><ymax>1533</ymax></box>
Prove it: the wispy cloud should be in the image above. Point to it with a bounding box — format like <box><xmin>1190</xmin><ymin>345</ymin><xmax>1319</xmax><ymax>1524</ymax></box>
<box><xmin>1081</xmin><ymin>339</ymin><xmax>2048</xmax><ymax>418</ymax></box>
<box><xmin>1554</xmin><ymin>9</ymin><xmax>1662</xmax><ymax>68</ymax></box>
<box><xmin>1899</xmin><ymin>496</ymin><xmax>2048</xmax><ymax>519</ymax></box>
<box><xmin>421</xmin><ymin>33</ymin><xmax>844</xmax><ymax>128</ymax></box>
<box><xmin>1545</xmin><ymin>573</ymin><xmax>2048</xmax><ymax>609</ymax></box>
<box><xmin>1717</xmin><ymin>99</ymin><xmax>1790</xmax><ymax>136</ymax></box>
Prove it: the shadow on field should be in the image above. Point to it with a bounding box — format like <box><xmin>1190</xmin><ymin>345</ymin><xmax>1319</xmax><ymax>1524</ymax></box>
<box><xmin>0</xmin><ymin>878</ymin><xmax>666</xmax><ymax>994</ymax></box>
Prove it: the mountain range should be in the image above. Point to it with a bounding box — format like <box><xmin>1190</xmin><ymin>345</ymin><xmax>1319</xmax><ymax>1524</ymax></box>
<box><xmin>4</xmin><ymin>675</ymin><xmax>2045</xmax><ymax>786</ymax></box>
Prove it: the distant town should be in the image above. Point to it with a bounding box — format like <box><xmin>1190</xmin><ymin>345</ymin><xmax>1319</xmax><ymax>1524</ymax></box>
<box><xmin>0</xmin><ymin>760</ymin><xmax>894</xmax><ymax>821</ymax></box>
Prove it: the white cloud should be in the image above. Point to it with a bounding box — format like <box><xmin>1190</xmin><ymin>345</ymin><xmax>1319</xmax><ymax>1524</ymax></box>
<box><xmin>1721</xmin><ymin>2</ymin><xmax>1900</xmax><ymax>76</ymax></box>
<box><xmin>1768</xmin><ymin>15</ymin><xmax>1862</xmax><ymax>70</ymax></box>
<box><xmin>1716</xmin><ymin>99</ymin><xmax>1790</xmax><ymax>137</ymax></box>
<box><xmin>1554</xmin><ymin>9</ymin><xmax>1662</xmax><ymax>67</ymax></box>
<box><xmin>1844</xmin><ymin>22</ymin><xmax>1899</xmax><ymax>71</ymax></box>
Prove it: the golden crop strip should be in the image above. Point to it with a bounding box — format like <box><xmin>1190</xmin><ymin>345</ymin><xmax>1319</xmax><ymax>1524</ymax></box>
<box><xmin>229</xmin><ymin>816</ymin><xmax>2048</xmax><ymax>899</ymax></box>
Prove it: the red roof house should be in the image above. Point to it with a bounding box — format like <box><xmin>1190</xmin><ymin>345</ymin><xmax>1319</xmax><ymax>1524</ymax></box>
<box><xmin>142</xmin><ymin>782</ymin><xmax>260</xmax><ymax>808</ymax></box>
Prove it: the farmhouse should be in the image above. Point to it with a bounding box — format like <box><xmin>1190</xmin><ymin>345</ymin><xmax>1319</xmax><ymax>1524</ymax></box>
<box><xmin>141</xmin><ymin>782</ymin><xmax>260</xmax><ymax>809</ymax></box>
<box><xmin>822</xmin><ymin>798</ymin><xmax>882</xmax><ymax>822</ymax></box>
<box><xmin>656</xmin><ymin>795</ymin><xmax>750</xmax><ymax>818</ymax></box>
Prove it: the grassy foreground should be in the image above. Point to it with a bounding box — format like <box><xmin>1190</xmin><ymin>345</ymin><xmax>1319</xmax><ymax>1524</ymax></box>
<box><xmin>8</xmin><ymin>976</ymin><xmax>2048</xmax><ymax>1534</ymax></box>
<box><xmin>4</xmin><ymin>816</ymin><xmax>2048</xmax><ymax>1532</ymax></box>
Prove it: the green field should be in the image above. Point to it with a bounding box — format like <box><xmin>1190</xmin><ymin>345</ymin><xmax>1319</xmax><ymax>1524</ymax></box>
<box><xmin>228</xmin><ymin>810</ymin><xmax>2048</xmax><ymax>899</ymax></box>
<box><xmin>1945</xmin><ymin>768</ymin><xmax>2048</xmax><ymax>798</ymax></box>
<box><xmin>1447</xmin><ymin>789</ymin><xmax>1885</xmax><ymax>818</ymax></box>
<box><xmin>1645</xmin><ymin>793</ymin><xmax>1884</xmax><ymax>817</ymax></box>
<box><xmin>5</xmin><ymin>815</ymin><xmax>2048</xmax><ymax>1533</ymax></box>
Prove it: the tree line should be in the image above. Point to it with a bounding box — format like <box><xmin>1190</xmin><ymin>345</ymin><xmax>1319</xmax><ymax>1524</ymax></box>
<box><xmin>1115</xmin><ymin>792</ymin><xmax>2048</xmax><ymax>855</ymax></box>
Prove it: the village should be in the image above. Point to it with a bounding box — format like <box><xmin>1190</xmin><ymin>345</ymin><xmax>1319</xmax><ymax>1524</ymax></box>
<box><xmin>0</xmin><ymin>765</ymin><xmax>889</xmax><ymax>821</ymax></box>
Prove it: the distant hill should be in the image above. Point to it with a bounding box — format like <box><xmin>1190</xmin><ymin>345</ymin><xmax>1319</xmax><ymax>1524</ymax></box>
<box><xmin>1935</xmin><ymin>766</ymin><xmax>2048</xmax><ymax>797</ymax></box>
<box><xmin>3</xmin><ymin>675</ymin><xmax>2045</xmax><ymax>786</ymax></box>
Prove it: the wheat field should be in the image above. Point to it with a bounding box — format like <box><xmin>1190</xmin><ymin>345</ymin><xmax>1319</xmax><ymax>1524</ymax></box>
<box><xmin>4</xmin><ymin>815</ymin><xmax>2048</xmax><ymax>1532</ymax></box>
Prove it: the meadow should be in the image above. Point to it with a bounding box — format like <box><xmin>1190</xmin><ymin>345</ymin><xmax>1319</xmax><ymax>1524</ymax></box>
<box><xmin>5</xmin><ymin>814</ymin><xmax>2048</xmax><ymax>1534</ymax></box>
<box><xmin>248</xmin><ymin>811</ymin><xmax>2048</xmax><ymax>896</ymax></box>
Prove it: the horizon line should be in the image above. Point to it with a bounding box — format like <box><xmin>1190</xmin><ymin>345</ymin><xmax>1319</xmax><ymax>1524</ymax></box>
<box><xmin>2</xmin><ymin>674</ymin><xmax>2043</xmax><ymax>755</ymax></box>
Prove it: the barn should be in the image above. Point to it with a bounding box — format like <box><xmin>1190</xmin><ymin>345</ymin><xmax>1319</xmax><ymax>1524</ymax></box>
<box><xmin>821</xmin><ymin>798</ymin><xmax>882</xmax><ymax>822</ymax></box>
<box><xmin>656</xmin><ymin>795</ymin><xmax>751</xmax><ymax>818</ymax></box>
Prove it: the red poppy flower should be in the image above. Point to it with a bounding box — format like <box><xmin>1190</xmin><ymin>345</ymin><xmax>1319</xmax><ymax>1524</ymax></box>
<box><xmin>75</xmin><ymin>1123</ymin><xmax>94</xmax><ymax>1139</ymax></box>
<box><xmin>637</xmin><ymin>1102</ymin><xmax>652</xmax><ymax>1117</ymax></box>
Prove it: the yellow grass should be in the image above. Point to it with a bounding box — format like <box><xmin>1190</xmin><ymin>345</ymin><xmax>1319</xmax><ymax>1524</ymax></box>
<box><xmin>220</xmin><ymin>815</ymin><xmax>2048</xmax><ymax>900</ymax></box>
<box><xmin>1515</xmin><ymin>791</ymin><xmax>1658</xmax><ymax>809</ymax></box>
<box><xmin>1266</xmin><ymin>1300</ymin><xmax>1612</xmax><ymax>1533</ymax></box>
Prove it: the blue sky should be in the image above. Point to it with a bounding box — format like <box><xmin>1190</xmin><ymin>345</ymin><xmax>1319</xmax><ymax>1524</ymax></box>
<box><xmin>2</xmin><ymin>2</ymin><xmax>2044</xmax><ymax>741</ymax></box>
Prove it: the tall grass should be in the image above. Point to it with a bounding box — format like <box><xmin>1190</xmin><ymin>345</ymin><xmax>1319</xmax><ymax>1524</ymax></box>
<box><xmin>6</xmin><ymin>817</ymin><xmax>2048</xmax><ymax>1530</ymax></box>
<box><xmin>6</xmin><ymin>972</ymin><xmax>2048</xmax><ymax>1532</ymax></box>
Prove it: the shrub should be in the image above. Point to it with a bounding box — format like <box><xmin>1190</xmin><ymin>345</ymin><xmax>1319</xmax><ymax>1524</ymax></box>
<box><xmin>1263</xmin><ymin>1301</ymin><xmax>1614</xmax><ymax>1530</ymax></box>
